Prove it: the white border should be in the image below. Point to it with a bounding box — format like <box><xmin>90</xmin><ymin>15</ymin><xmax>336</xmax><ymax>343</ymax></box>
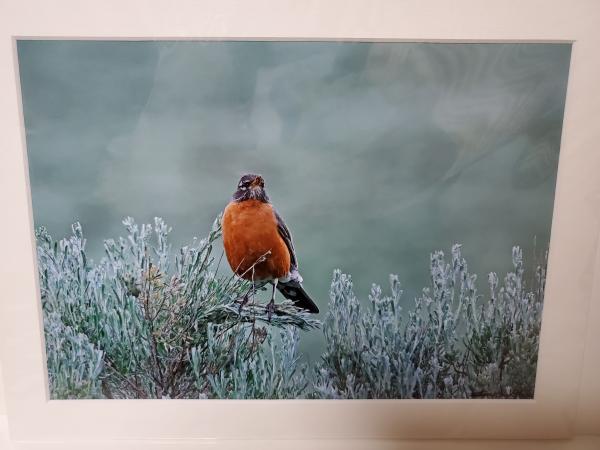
<box><xmin>1</xmin><ymin>0</ymin><xmax>599</xmax><ymax>446</ymax></box>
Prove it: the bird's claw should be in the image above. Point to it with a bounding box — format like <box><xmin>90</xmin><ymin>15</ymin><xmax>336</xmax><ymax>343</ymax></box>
<box><xmin>237</xmin><ymin>293</ymin><xmax>250</xmax><ymax>313</ymax></box>
<box><xmin>266</xmin><ymin>299</ymin><xmax>275</xmax><ymax>322</ymax></box>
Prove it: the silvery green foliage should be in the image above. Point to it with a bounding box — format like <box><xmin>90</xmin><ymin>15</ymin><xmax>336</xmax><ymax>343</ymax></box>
<box><xmin>314</xmin><ymin>245</ymin><xmax>544</xmax><ymax>399</ymax></box>
<box><xmin>192</xmin><ymin>326</ymin><xmax>309</xmax><ymax>399</ymax></box>
<box><xmin>464</xmin><ymin>247</ymin><xmax>545</xmax><ymax>398</ymax></box>
<box><xmin>37</xmin><ymin>218</ymin><xmax>318</xmax><ymax>399</ymax></box>
<box><xmin>43</xmin><ymin>311</ymin><xmax>104</xmax><ymax>399</ymax></box>
<box><xmin>38</xmin><ymin>217</ymin><xmax>544</xmax><ymax>400</ymax></box>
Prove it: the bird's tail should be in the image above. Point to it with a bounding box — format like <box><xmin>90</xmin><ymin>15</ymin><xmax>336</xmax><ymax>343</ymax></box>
<box><xmin>277</xmin><ymin>280</ymin><xmax>319</xmax><ymax>313</ymax></box>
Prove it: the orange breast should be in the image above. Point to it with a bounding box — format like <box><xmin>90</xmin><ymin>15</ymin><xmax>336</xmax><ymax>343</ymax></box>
<box><xmin>222</xmin><ymin>200</ymin><xmax>291</xmax><ymax>281</ymax></box>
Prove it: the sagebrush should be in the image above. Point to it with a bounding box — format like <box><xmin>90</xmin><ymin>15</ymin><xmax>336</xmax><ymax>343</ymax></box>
<box><xmin>314</xmin><ymin>245</ymin><xmax>544</xmax><ymax>399</ymax></box>
<box><xmin>37</xmin><ymin>218</ymin><xmax>544</xmax><ymax>399</ymax></box>
<box><xmin>38</xmin><ymin>217</ymin><xmax>317</xmax><ymax>399</ymax></box>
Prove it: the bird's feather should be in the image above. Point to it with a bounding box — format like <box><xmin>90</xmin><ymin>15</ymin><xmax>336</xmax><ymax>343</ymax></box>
<box><xmin>274</xmin><ymin>208</ymin><xmax>298</xmax><ymax>272</ymax></box>
<box><xmin>277</xmin><ymin>280</ymin><xmax>319</xmax><ymax>313</ymax></box>
<box><xmin>273</xmin><ymin>209</ymin><xmax>318</xmax><ymax>312</ymax></box>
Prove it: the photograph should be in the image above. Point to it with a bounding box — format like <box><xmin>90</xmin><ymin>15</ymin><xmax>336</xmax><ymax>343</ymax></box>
<box><xmin>17</xmin><ymin>40</ymin><xmax>571</xmax><ymax>400</ymax></box>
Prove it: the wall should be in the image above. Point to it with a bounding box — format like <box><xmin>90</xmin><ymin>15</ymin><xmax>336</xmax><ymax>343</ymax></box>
<box><xmin>0</xmin><ymin>363</ymin><xmax>5</xmax><ymax>415</ymax></box>
<box><xmin>574</xmin><ymin>241</ymin><xmax>600</xmax><ymax>434</ymax></box>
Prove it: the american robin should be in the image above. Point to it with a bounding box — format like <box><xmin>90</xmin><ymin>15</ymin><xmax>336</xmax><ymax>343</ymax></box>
<box><xmin>222</xmin><ymin>174</ymin><xmax>319</xmax><ymax>314</ymax></box>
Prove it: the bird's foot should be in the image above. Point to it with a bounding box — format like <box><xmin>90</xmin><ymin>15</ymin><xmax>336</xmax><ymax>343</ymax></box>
<box><xmin>237</xmin><ymin>292</ymin><xmax>250</xmax><ymax>313</ymax></box>
<box><xmin>266</xmin><ymin>299</ymin><xmax>275</xmax><ymax>322</ymax></box>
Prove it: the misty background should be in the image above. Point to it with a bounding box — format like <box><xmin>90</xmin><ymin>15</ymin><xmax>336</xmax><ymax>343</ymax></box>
<box><xmin>18</xmin><ymin>41</ymin><xmax>571</xmax><ymax>361</ymax></box>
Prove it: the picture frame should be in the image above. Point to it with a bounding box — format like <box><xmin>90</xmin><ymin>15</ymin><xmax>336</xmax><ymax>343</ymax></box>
<box><xmin>1</xmin><ymin>0</ymin><xmax>599</xmax><ymax>447</ymax></box>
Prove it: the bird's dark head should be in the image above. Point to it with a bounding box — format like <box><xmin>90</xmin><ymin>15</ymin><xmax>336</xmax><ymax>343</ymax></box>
<box><xmin>232</xmin><ymin>173</ymin><xmax>270</xmax><ymax>203</ymax></box>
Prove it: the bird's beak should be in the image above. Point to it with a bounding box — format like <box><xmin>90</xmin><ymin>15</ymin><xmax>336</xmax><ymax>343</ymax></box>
<box><xmin>250</xmin><ymin>177</ymin><xmax>263</xmax><ymax>189</ymax></box>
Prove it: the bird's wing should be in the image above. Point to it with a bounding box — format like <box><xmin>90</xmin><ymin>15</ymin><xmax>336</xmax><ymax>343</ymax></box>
<box><xmin>273</xmin><ymin>208</ymin><xmax>298</xmax><ymax>272</ymax></box>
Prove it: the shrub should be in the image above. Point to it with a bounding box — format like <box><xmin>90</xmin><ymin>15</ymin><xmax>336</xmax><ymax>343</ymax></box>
<box><xmin>37</xmin><ymin>217</ymin><xmax>318</xmax><ymax>399</ymax></box>
<box><xmin>314</xmin><ymin>245</ymin><xmax>545</xmax><ymax>399</ymax></box>
<box><xmin>37</xmin><ymin>219</ymin><xmax>544</xmax><ymax>399</ymax></box>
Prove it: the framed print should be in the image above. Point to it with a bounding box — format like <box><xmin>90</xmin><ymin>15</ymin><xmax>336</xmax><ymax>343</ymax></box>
<box><xmin>1</xmin><ymin>0</ymin><xmax>600</xmax><ymax>448</ymax></box>
<box><xmin>17</xmin><ymin>38</ymin><xmax>571</xmax><ymax>403</ymax></box>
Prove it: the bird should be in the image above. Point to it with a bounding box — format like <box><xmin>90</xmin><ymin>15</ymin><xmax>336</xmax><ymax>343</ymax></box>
<box><xmin>222</xmin><ymin>174</ymin><xmax>319</xmax><ymax>314</ymax></box>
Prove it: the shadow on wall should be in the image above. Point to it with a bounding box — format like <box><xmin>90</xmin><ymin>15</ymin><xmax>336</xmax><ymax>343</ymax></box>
<box><xmin>0</xmin><ymin>364</ymin><xmax>5</xmax><ymax>415</ymax></box>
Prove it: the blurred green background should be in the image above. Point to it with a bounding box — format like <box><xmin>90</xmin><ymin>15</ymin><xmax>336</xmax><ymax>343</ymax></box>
<box><xmin>18</xmin><ymin>41</ymin><xmax>570</xmax><ymax>362</ymax></box>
